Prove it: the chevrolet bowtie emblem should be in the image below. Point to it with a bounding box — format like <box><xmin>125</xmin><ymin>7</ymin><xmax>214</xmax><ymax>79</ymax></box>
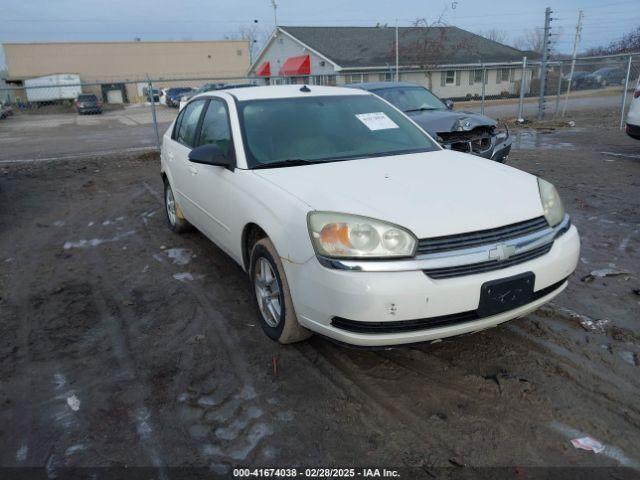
<box><xmin>489</xmin><ymin>244</ymin><xmax>517</xmax><ymax>261</ymax></box>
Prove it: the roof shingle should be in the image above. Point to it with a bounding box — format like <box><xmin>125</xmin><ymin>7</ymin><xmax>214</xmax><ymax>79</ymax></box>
<box><xmin>280</xmin><ymin>26</ymin><xmax>537</xmax><ymax>68</ymax></box>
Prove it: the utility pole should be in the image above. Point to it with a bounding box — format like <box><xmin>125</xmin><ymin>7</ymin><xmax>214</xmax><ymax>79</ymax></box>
<box><xmin>537</xmin><ymin>7</ymin><xmax>553</xmax><ymax>120</ymax></box>
<box><xmin>395</xmin><ymin>19</ymin><xmax>399</xmax><ymax>82</ymax></box>
<box><xmin>271</xmin><ymin>0</ymin><xmax>278</xmax><ymax>27</ymax></box>
<box><xmin>562</xmin><ymin>10</ymin><xmax>583</xmax><ymax>117</ymax></box>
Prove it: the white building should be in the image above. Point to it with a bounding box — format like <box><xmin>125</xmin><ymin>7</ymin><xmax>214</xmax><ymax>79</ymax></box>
<box><xmin>249</xmin><ymin>26</ymin><xmax>539</xmax><ymax>99</ymax></box>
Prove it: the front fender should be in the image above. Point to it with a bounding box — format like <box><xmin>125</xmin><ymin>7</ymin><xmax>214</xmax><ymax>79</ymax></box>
<box><xmin>232</xmin><ymin>170</ymin><xmax>315</xmax><ymax>270</ymax></box>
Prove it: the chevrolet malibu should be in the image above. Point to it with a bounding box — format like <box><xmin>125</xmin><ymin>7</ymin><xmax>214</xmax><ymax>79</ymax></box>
<box><xmin>161</xmin><ymin>85</ymin><xmax>580</xmax><ymax>347</ymax></box>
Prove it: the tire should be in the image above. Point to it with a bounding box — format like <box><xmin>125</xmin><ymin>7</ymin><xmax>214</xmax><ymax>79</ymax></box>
<box><xmin>250</xmin><ymin>238</ymin><xmax>311</xmax><ymax>344</ymax></box>
<box><xmin>164</xmin><ymin>179</ymin><xmax>190</xmax><ymax>233</ymax></box>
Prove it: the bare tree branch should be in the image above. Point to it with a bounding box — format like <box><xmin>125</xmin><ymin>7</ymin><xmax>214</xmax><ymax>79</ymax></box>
<box><xmin>477</xmin><ymin>29</ymin><xmax>509</xmax><ymax>44</ymax></box>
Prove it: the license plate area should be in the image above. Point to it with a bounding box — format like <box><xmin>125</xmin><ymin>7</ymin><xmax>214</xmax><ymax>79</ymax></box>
<box><xmin>478</xmin><ymin>272</ymin><xmax>535</xmax><ymax>317</ymax></box>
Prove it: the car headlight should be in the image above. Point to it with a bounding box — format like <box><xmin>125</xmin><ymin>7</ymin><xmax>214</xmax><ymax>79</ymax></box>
<box><xmin>537</xmin><ymin>178</ymin><xmax>565</xmax><ymax>227</ymax></box>
<box><xmin>307</xmin><ymin>212</ymin><xmax>417</xmax><ymax>258</ymax></box>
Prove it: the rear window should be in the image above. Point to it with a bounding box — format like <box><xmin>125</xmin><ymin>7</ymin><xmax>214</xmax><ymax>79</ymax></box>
<box><xmin>78</xmin><ymin>94</ymin><xmax>97</xmax><ymax>101</ymax></box>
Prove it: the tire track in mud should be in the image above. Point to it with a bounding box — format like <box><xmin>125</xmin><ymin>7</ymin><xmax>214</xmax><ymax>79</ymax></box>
<box><xmin>0</xmin><ymin>190</ymin><xmax>96</xmax><ymax>470</ymax></box>
<box><xmin>297</xmin><ymin>341</ymin><xmax>456</xmax><ymax>465</ymax></box>
<box><xmin>127</xmin><ymin>185</ymin><xmax>284</xmax><ymax>468</ymax></box>
<box><xmin>506</xmin><ymin>321</ymin><xmax>640</xmax><ymax>444</ymax></box>
<box><xmin>87</xmin><ymin>281</ymin><xmax>168</xmax><ymax>478</ymax></box>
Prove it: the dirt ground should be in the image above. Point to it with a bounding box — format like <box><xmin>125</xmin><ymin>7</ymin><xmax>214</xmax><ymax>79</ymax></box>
<box><xmin>0</xmin><ymin>116</ymin><xmax>639</xmax><ymax>478</ymax></box>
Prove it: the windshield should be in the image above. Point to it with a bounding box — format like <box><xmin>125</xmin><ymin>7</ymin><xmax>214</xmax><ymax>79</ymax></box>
<box><xmin>239</xmin><ymin>95</ymin><xmax>438</xmax><ymax>168</ymax></box>
<box><xmin>78</xmin><ymin>94</ymin><xmax>97</xmax><ymax>101</ymax></box>
<box><xmin>370</xmin><ymin>86</ymin><xmax>446</xmax><ymax>112</ymax></box>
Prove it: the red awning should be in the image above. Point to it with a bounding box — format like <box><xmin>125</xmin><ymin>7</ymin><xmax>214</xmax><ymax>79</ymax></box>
<box><xmin>256</xmin><ymin>61</ymin><xmax>271</xmax><ymax>77</ymax></box>
<box><xmin>279</xmin><ymin>54</ymin><xmax>310</xmax><ymax>76</ymax></box>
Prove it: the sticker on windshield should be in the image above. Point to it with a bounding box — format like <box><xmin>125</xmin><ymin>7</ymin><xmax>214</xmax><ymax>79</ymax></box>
<box><xmin>355</xmin><ymin>112</ymin><xmax>399</xmax><ymax>131</ymax></box>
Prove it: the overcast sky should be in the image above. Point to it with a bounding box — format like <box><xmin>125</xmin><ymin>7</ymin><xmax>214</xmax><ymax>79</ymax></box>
<box><xmin>2</xmin><ymin>0</ymin><xmax>639</xmax><ymax>69</ymax></box>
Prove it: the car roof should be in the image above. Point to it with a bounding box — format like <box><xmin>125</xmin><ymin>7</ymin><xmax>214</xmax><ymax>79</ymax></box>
<box><xmin>347</xmin><ymin>81</ymin><xmax>424</xmax><ymax>91</ymax></box>
<box><xmin>196</xmin><ymin>84</ymin><xmax>372</xmax><ymax>101</ymax></box>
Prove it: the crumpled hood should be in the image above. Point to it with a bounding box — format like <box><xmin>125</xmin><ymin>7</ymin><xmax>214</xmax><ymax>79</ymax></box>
<box><xmin>253</xmin><ymin>150</ymin><xmax>544</xmax><ymax>239</ymax></box>
<box><xmin>407</xmin><ymin>109</ymin><xmax>497</xmax><ymax>137</ymax></box>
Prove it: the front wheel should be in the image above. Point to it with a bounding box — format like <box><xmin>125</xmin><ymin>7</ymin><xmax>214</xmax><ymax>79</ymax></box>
<box><xmin>250</xmin><ymin>238</ymin><xmax>311</xmax><ymax>344</ymax></box>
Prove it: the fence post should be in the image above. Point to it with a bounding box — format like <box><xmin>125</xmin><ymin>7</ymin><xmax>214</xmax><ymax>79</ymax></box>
<box><xmin>480</xmin><ymin>65</ymin><xmax>486</xmax><ymax>115</ymax></box>
<box><xmin>620</xmin><ymin>55</ymin><xmax>633</xmax><ymax>130</ymax></box>
<box><xmin>554</xmin><ymin>64</ymin><xmax>563</xmax><ymax>116</ymax></box>
<box><xmin>517</xmin><ymin>56</ymin><xmax>527</xmax><ymax>120</ymax></box>
<box><xmin>147</xmin><ymin>75</ymin><xmax>161</xmax><ymax>151</ymax></box>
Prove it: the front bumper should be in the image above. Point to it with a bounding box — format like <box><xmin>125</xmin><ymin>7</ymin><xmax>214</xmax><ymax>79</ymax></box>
<box><xmin>441</xmin><ymin>133</ymin><xmax>512</xmax><ymax>163</ymax></box>
<box><xmin>626</xmin><ymin>123</ymin><xmax>640</xmax><ymax>140</ymax></box>
<box><xmin>77</xmin><ymin>107</ymin><xmax>102</xmax><ymax>114</ymax></box>
<box><xmin>284</xmin><ymin>224</ymin><xmax>579</xmax><ymax>347</ymax></box>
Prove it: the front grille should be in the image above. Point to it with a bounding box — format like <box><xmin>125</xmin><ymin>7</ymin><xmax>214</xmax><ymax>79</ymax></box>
<box><xmin>423</xmin><ymin>243</ymin><xmax>552</xmax><ymax>279</ymax></box>
<box><xmin>439</xmin><ymin>127</ymin><xmax>493</xmax><ymax>154</ymax></box>
<box><xmin>416</xmin><ymin>216</ymin><xmax>549</xmax><ymax>256</ymax></box>
<box><xmin>330</xmin><ymin>277</ymin><xmax>568</xmax><ymax>334</ymax></box>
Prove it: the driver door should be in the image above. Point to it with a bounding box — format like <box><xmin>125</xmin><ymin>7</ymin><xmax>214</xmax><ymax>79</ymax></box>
<box><xmin>186</xmin><ymin>97</ymin><xmax>237</xmax><ymax>253</ymax></box>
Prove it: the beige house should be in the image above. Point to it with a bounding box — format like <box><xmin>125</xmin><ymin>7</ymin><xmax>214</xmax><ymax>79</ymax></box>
<box><xmin>3</xmin><ymin>40</ymin><xmax>249</xmax><ymax>103</ymax></box>
<box><xmin>250</xmin><ymin>26</ymin><xmax>539</xmax><ymax>99</ymax></box>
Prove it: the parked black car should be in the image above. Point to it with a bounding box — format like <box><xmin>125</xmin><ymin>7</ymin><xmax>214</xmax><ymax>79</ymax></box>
<box><xmin>164</xmin><ymin>87</ymin><xmax>193</xmax><ymax>108</ymax></box>
<box><xmin>0</xmin><ymin>101</ymin><xmax>13</xmax><ymax>119</ymax></box>
<box><xmin>588</xmin><ymin>67</ymin><xmax>626</xmax><ymax>87</ymax></box>
<box><xmin>350</xmin><ymin>82</ymin><xmax>511</xmax><ymax>162</ymax></box>
<box><xmin>75</xmin><ymin>94</ymin><xmax>103</xmax><ymax>115</ymax></box>
<box><xmin>566</xmin><ymin>71</ymin><xmax>600</xmax><ymax>90</ymax></box>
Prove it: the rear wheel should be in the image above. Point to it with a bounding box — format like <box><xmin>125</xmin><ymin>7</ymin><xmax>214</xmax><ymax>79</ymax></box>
<box><xmin>250</xmin><ymin>238</ymin><xmax>311</xmax><ymax>344</ymax></box>
<box><xmin>164</xmin><ymin>179</ymin><xmax>190</xmax><ymax>233</ymax></box>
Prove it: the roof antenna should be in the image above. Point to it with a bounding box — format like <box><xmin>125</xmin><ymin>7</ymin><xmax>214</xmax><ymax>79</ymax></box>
<box><xmin>300</xmin><ymin>85</ymin><xmax>311</xmax><ymax>92</ymax></box>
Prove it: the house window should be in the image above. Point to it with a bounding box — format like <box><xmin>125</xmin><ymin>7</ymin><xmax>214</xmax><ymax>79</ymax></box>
<box><xmin>471</xmin><ymin>69</ymin><xmax>484</xmax><ymax>85</ymax></box>
<box><xmin>343</xmin><ymin>73</ymin><xmax>369</xmax><ymax>84</ymax></box>
<box><xmin>498</xmin><ymin>68</ymin><xmax>511</xmax><ymax>83</ymax></box>
<box><xmin>445</xmin><ymin>70</ymin><xmax>455</xmax><ymax>85</ymax></box>
<box><xmin>378</xmin><ymin>72</ymin><xmax>392</xmax><ymax>82</ymax></box>
<box><xmin>312</xmin><ymin>75</ymin><xmax>337</xmax><ymax>86</ymax></box>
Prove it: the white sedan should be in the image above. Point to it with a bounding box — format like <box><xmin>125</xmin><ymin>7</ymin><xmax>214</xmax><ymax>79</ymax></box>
<box><xmin>625</xmin><ymin>80</ymin><xmax>640</xmax><ymax>140</ymax></box>
<box><xmin>161</xmin><ymin>85</ymin><xmax>580</xmax><ymax>347</ymax></box>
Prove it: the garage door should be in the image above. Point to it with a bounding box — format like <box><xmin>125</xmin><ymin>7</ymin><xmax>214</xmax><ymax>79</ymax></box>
<box><xmin>106</xmin><ymin>89</ymin><xmax>124</xmax><ymax>104</ymax></box>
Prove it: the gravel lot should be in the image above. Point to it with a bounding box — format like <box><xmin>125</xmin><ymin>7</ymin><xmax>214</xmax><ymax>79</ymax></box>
<box><xmin>0</xmin><ymin>116</ymin><xmax>639</xmax><ymax>477</ymax></box>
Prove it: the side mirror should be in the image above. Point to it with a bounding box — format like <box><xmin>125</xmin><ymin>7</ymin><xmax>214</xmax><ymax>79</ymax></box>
<box><xmin>445</xmin><ymin>99</ymin><xmax>454</xmax><ymax>110</ymax></box>
<box><xmin>188</xmin><ymin>143</ymin><xmax>233</xmax><ymax>168</ymax></box>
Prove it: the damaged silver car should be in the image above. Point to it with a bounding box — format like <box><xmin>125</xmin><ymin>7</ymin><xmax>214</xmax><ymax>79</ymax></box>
<box><xmin>351</xmin><ymin>82</ymin><xmax>511</xmax><ymax>163</ymax></box>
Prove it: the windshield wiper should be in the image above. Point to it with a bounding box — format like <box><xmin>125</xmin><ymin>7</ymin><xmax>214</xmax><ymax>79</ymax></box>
<box><xmin>253</xmin><ymin>159</ymin><xmax>325</xmax><ymax>169</ymax></box>
<box><xmin>404</xmin><ymin>107</ymin><xmax>440</xmax><ymax>113</ymax></box>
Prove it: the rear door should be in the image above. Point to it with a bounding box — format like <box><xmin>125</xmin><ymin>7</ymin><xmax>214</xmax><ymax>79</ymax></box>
<box><xmin>164</xmin><ymin>99</ymin><xmax>207</xmax><ymax>223</ymax></box>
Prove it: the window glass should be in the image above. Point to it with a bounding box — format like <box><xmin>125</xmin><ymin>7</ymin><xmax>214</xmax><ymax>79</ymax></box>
<box><xmin>373</xmin><ymin>87</ymin><xmax>446</xmax><ymax>112</ymax></box>
<box><xmin>445</xmin><ymin>71</ymin><xmax>455</xmax><ymax>84</ymax></box>
<box><xmin>500</xmin><ymin>69</ymin><xmax>510</xmax><ymax>82</ymax></box>
<box><xmin>176</xmin><ymin>100</ymin><xmax>205</xmax><ymax>147</ymax></box>
<box><xmin>239</xmin><ymin>95</ymin><xmax>438</xmax><ymax>168</ymax></box>
<box><xmin>473</xmin><ymin>70</ymin><xmax>483</xmax><ymax>83</ymax></box>
<box><xmin>198</xmin><ymin>100</ymin><xmax>232</xmax><ymax>155</ymax></box>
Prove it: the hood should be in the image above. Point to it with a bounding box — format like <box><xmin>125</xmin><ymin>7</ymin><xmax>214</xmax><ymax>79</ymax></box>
<box><xmin>253</xmin><ymin>150</ymin><xmax>544</xmax><ymax>239</ymax></box>
<box><xmin>406</xmin><ymin>109</ymin><xmax>497</xmax><ymax>137</ymax></box>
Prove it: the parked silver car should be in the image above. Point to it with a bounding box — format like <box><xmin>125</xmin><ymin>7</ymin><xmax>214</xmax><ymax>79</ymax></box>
<box><xmin>350</xmin><ymin>82</ymin><xmax>512</xmax><ymax>163</ymax></box>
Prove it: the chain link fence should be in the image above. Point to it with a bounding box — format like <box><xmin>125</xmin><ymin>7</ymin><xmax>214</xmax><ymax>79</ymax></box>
<box><xmin>1</xmin><ymin>53</ymin><xmax>638</xmax><ymax>161</ymax></box>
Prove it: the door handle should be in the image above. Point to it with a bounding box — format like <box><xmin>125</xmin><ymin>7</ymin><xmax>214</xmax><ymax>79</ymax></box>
<box><xmin>188</xmin><ymin>165</ymin><xmax>198</xmax><ymax>175</ymax></box>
